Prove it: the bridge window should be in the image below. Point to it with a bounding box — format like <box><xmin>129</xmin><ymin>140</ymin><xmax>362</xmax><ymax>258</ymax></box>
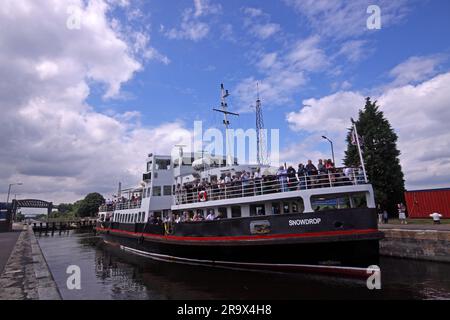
<box><xmin>163</xmin><ymin>185</ymin><xmax>172</xmax><ymax>196</ymax></box>
<box><xmin>153</xmin><ymin>186</ymin><xmax>161</xmax><ymax>196</ymax></box>
<box><xmin>147</xmin><ymin>161</ymin><xmax>152</xmax><ymax>172</ymax></box>
<box><xmin>155</xmin><ymin>159</ymin><xmax>171</xmax><ymax>170</ymax></box>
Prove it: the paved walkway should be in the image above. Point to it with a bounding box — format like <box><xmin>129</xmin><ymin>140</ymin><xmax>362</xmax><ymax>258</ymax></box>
<box><xmin>0</xmin><ymin>224</ymin><xmax>23</xmax><ymax>274</ymax></box>
<box><xmin>380</xmin><ymin>223</ymin><xmax>450</xmax><ymax>231</ymax></box>
<box><xmin>0</xmin><ymin>225</ymin><xmax>61</xmax><ymax>300</ymax></box>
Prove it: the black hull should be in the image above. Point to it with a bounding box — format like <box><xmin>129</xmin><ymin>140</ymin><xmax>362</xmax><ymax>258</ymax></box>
<box><xmin>97</xmin><ymin>208</ymin><xmax>383</xmax><ymax>276</ymax></box>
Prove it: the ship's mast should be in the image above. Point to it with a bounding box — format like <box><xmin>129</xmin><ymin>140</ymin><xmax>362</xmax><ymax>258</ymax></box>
<box><xmin>213</xmin><ymin>83</ymin><xmax>239</xmax><ymax>166</ymax></box>
<box><xmin>255</xmin><ymin>82</ymin><xmax>267</xmax><ymax>166</ymax></box>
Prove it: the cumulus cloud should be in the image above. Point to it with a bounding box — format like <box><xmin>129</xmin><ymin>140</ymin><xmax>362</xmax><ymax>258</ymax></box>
<box><xmin>285</xmin><ymin>70</ymin><xmax>450</xmax><ymax>189</ymax></box>
<box><xmin>164</xmin><ymin>0</ymin><xmax>222</xmax><ymax>41</ymax></box>
<box><xmin>0</xmin><ymin>0</ymin><xmax>189</xmax><ymax>203</ymax></box>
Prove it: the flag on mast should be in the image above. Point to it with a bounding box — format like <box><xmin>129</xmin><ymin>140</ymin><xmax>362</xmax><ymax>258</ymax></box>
<box><xmin>351</xmin><ymin>119</ymin><xmax>368</xmax><ymax>183</ymax></box>
<box><xmin>350</xmin><ymin>126</ymin><xmax>363</xmax><ymax>147</ymax></box>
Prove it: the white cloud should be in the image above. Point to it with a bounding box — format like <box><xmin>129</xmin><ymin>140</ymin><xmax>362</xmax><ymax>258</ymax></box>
<box><xmin>242</xmin><ymin>7</ymin><xmax>264</xmax><ymax>17</ymax></box>
<box><xmin>0</xmin><ymin>0</ymin><xmax>189</xmax><ymax>203</ymax></box>
<box><xmin>242</xmin><ymin>7</ymin><xmax>281</xmax><ymax>40</ymax></box>
<box><xmin>165</xmin><ymin>0</ymin><xmax>222</xmax><ymax>41</ymax></box>
<box><xmin>336</xmin><ymin>40</ymin><xmax>370</xmax><ymax>63</ymax></box>
<box><xmin>250</xmin><ymin>23</ymin><xmax>281</xmax><ymax>40</ymax></box>
<box><xmin>388</xmin><ymin>54</ymin><xmax>447</xmax><ymax>87</ymax></box>
<box><xmin>285</xmin><ymin>70</ymin><xmax>450</xmax><ymax>189</ymax></box>
<box><xmin>234</xmin><ymin>36</ymin><xmax>328</xmax><ymax>110</ymax></box>
<box><xmin>284</xmin><ymin>0</ymin><xmax>411</xmax><ymax>39</ymax></box>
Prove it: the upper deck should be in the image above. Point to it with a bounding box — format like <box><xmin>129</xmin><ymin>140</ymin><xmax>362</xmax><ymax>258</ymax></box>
<box><xmin>171</xmin><ymin>167</ymin><xmax>375</xmax><ymax>213</ymax></box>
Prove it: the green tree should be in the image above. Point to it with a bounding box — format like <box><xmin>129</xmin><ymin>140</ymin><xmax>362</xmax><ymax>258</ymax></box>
<box><xmin>57</xmin><ymin>203</ymin><xmax>73</xmax><ymax>214</ymax></box>
<box><xmin>344</xmin><ymin>97</ymin><xmax>405</xmax><ymax>215</ymax></box>
<box><xmin>77</xmin><ymin>192</ymin><xmax>105</xmax><ymax>217</ymax></box>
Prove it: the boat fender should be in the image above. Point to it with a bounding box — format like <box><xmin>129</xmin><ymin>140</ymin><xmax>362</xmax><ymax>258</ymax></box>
<box><xmin>198</xmin><ymin>190</ymin><xmax>208</xmax><ymax>202</ymax></box>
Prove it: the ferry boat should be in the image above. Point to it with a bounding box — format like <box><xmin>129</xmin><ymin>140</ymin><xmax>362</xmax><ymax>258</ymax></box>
<box><xmin>96</xmin><ymin>85</ymin><xmax>383</xmax><ymax>277</ymax></box>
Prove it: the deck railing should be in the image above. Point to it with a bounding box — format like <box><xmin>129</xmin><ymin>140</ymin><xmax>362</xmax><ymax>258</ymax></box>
<box><xmin>174</xmin><ymin>167</ymin><xmax>366</xmax><ymax>205</ymax></box>
<box><xmin>99</xmin><ymin>200</ymin><xmax>142</xmax><ymax>213</ymax></box>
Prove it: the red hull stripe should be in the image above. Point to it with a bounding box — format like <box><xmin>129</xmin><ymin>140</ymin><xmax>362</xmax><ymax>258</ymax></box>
<box><xmin>96</xmin><ymin>227</ymin><xmax>379</xmax><ymax>242</ymax></box>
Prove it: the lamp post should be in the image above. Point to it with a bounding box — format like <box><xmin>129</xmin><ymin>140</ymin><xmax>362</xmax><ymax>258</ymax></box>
<box><xmin>321</xmin><ymin>136</ymin><xmax>335</xmax><ymax>165</ymax></box>
<box><xmin>6</xmin><ymin>183</ymin><xmax>22</xmax><ymax>225</ymax></box>
<box><xmin>6</xmin><ymin>183</ymin><xmax>23</xmax><ymax>205</ymax></box>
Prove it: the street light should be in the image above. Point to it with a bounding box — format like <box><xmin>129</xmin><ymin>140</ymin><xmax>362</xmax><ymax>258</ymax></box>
<box><xmin>6</xmin><ymin>183</ymin><xmax>23</xmax><ymax>204</ymax></box>
<box><xmin>321</xmin><ymin>136</ymin><xmax>335</xmax><ymax>166</ymax></box>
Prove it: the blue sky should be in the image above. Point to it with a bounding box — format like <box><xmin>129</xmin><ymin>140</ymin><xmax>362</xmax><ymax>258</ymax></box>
<box><xmin>91</xmin><ymin>0</ymin><xmax>450</xmax><ymax>157</ymax></box>
<box><xmin>1</xmin><ymin>0</ymin><xmax>450</xmax><ymax>203</ymax></box>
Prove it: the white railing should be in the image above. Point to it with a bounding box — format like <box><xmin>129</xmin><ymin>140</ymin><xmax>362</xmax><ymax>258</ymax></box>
<box><xmin>99</xmin><ymin>200</ymin><xmax>142</xmax><ymax>212</ymax></box>
<box><xmin>173</xmin><ymin>167</ymin><xmax>366</xmax><ymax>205</ymax></box>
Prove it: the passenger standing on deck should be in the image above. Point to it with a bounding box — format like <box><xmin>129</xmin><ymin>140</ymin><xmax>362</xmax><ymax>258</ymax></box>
<box><xmin>254</xmin><ymin>168</ymin><xmax>262</xmax><ymax>195</ymax></box>
<box><xmin>430</xmin><ymin>212</ymin><xmax>442</xmax><ymax>224</ymax></box>
<box><xmin>286</xmin><ymin>166</ymin><xmax>297</xmax><ymax>191</ymax></box>
<box><xmin>306</xmin><ymin>160</ymin><xmax>318</xmax><ymax>188</ymax></box>
<box><xmin>241</xmin><ymin>171</ymin><xmax>250</xmax><ymax>196</ymax></box>
<box><xmin>297</xmin><ymin>163</ymin><xmax>306</xmax><ymax>190</ymax></box>
<box><xmin>277</xmin><ymin>166</ymin><xmax>288</xmax><ymax>192</ymax></box>
<box><xmin>317</xmin><ymin>159</ymin><xmax>325</xmax><ymax>174</ymax></box>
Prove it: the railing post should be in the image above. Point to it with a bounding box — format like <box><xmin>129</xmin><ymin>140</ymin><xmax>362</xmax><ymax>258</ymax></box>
<box><xmin>328</xmin><ymin>172</ymin><xmax>332</xmax><ymax>188</ymax></box>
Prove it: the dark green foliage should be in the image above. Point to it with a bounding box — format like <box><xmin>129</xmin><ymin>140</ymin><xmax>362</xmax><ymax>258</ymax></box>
<box><xmin>344</xmin><ymin>97</ymin><xmax>405</xmax><ymax>215</ymax></box>
<box><xmin>77</xmin><ymin>192</ymin><xmax>105</xmax><ymax>217</ymax></box>
<box><xmin>56</xmin><ymin>203</ymin><xmax>73</xmax><ymax>214</ymax></box>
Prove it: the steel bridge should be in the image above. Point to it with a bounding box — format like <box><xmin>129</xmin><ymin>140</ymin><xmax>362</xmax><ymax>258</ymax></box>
<box><xmin>11</xmin><ymin>199</ymin><xmax>53</xmax><ymax>216</ymax></box>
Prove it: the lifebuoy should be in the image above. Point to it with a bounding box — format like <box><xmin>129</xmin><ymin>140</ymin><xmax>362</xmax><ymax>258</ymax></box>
<box><xmin>198</xmin><ymin>190</ymin><xmax>208</xmax><ymax>202</ymax></box>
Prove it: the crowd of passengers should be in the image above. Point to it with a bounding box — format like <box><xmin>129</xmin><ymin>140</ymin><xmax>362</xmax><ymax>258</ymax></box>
<box><xmin>147</xmin><ymin>209</ymin><xmax>223</xmax><ymax>225</ymax></box>
<box><xmin>175</xmin><ymin>159</ymin><xmax>362</xmax><ymax>204</ymax></box>
<box><xmin>101</xmin><ymin>194</ymin><xmax>142</xmax><ymax>211</ymax></box>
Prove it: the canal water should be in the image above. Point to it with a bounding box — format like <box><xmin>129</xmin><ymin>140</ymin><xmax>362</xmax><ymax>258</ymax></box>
<box><xmin>36</xmin><ymin>230</ymin><xmax>450</xmax><ymax>300</ymax></box>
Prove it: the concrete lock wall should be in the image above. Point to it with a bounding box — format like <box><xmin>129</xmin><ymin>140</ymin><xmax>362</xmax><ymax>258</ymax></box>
<box><xmin>380</xmin><ymin>229</ymin><xmax>450</xmax><ymax>263</ymax></box>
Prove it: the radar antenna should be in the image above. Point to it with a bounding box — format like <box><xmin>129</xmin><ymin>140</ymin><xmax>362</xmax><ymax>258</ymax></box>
<box><xmin>255</xmin><ymin>82</ymin><xmax>268</xmax><ymax>165</ymax></box>
<box><xmin>213</xmin><ymin>83</ymin><xmax>239</xmax><ymax>165</ymax></box>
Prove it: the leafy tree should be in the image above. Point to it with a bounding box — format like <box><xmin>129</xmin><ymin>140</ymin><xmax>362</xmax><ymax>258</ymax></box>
<box><xmin>57</xmin><ymin>203</ymin><xmax>73</xmax><ymax>214</ymax></box>
<box><xmin>344</xmin><ymin>97</ymin><xmax>405</xmax><ymax>215</ymax></box>
<box><xmin>77</xmin><ymin>192</ymin><xmax>105</xmax><ymax>217</ymax></box>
